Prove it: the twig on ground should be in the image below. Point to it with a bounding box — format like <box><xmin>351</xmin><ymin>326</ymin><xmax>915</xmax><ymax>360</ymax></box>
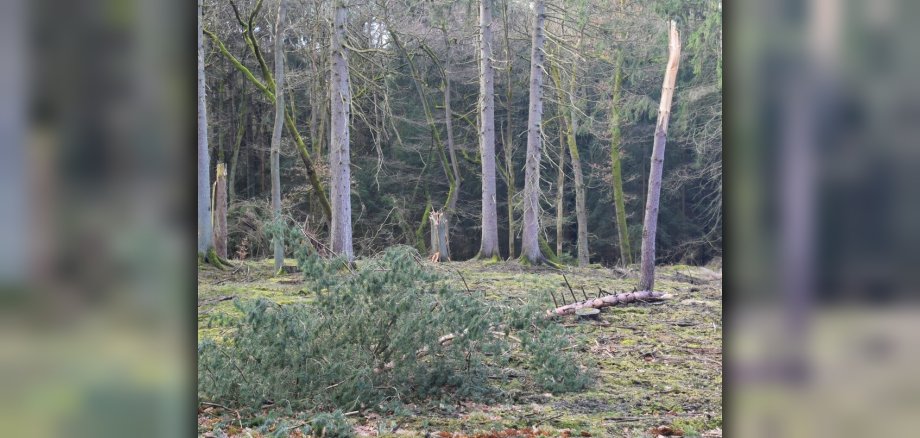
<box><xmin>456</xmin><ymin>270</ymin><xmax>473</xmax><ymax>295</ymax></box>
<box><xmin>200</xmin><ymin>401</ymin><xmax>230</xmax><ymax>410</ymax></box>
<box><xmin>198</xmin><ymin>295</ymin><xmax>235</xmax><ymax>308</ymax></box>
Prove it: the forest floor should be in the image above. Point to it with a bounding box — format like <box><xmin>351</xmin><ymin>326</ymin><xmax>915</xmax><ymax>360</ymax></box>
<box><xmin>198</xmin><ymin>257</ymin><xmax>722</xmax><ymax>438</ymax></box>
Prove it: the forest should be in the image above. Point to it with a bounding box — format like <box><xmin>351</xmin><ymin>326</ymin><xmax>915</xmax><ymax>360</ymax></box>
<box><xmin>198</xmin><ymin>0</ymin><xmax>721</xmax><ymax>436</ymax></box>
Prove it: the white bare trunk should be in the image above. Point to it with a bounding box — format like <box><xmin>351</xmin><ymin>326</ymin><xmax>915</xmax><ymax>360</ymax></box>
<box><xmin>478</xmin><ymin>0</ymin><xmax>500</xmax><ymax>259</ymax></box>
<box><xmin>330</xmin><ymin>1</ymin><xmax>354</xmax><ymax>261</ymax></box>
<box><xmin>197</xmin><ymin>0</ymin><xmax>214</xmax><ymax>257</ymax></box>
<box><xmin>638</xmin><ymin>21</ymin><xmax>680</xmax><ymax>291</ymax></box>
<box><xmin>270</xmin><ymin>0</ymin><xmax>287</xmax><ymax>272</ymax></box>
<box><xmin>520</xmin><ymin>0</ymin><xmax>546</xmax><ymax>264</ymax></box>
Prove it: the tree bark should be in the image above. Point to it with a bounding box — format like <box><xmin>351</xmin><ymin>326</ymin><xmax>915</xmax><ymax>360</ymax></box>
<box><xmin>609</xmin><ymin>52</ymin><xmax>632</xmax><ymax>266</ymax></box>
<box><xmin>520</xmin><ymin>0</ymin><xmax>546</xmax><ymax>265</ymax></box>
<box><xmin>442</xmin><ymin>29</ymin><xmax>461</xmax><ymax>218</ymax></box>
<box><xmin>566</xmin><ymin>90</ymin><xmax>589</xmax><ymax>267</ymax></box>
<box><xmin>638</xmin><ymin>21</ymin><xmax>680</xmax><ymax>291</ymax></box>
<box><xmin>501</xmin><ymin>0</ymin><xmax>515</xmax><ymax>259</ymax></box>
<box><xmin>330</xmin><ymin>0</ymin><xmax>354</xmax><ymax>261</ymax></box>
<box><xmin>415</xmin><ymin>201</ymin><xmax>432</xmax><ymax>254</ymax></box>
<box><xmin>478</xmin><ymin>0</ymin><xmax>500</xmax><ymax>259</ymax></box>
<box><xmin>270</xmin><ymin>0</ymin><xmax>287</xmax><ymax>273</ymax></box>
<box><xmin>429</xmin><ymin>210</ymin><xmax>450</xmax><ymax>262</ymax></box>
<box><xmin>310</xmin><ymin>9</ymin><xmax>327</xmax><ymax>158</ymax></box>
<box><xmin>547</xmin><ymin>290</ymin><xmax>671</xmax><ymax>317</ymax></box>
<box><xmin>555</xmin><ymin>118</ymin><xmax>566</xmax><ymax>259</ymax></box>
<box><xmin>198</xmin><ymin>0</ymin><xmax>216</xmax><ymax>262</ymax></box>
<box><xmin>548</xmin><ymin>58</ymin><xmax>589</xmax><ymax>266</ymax></box>
<box><xmin>212</xmin><ymin>163</ymin><xmax>229</xmax><ymax>259</ymax></box>
<box><xmin>228</xmin><ymin>98</ymin><xmax>248</xmax><ymax>202</ymax></box>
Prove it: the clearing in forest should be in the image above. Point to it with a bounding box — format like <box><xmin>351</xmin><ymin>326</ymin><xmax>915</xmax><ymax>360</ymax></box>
<box><xmin>198</xmin><ymin>257</ymin><xmax>722</xmax><ymax>437</ymax></box>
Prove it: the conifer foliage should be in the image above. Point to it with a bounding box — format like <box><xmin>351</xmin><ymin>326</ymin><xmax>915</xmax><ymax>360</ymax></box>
<box><xmin>198</xmin><ymin>245</ymin><xmax>588</xmax><ymax>413</ymax></box>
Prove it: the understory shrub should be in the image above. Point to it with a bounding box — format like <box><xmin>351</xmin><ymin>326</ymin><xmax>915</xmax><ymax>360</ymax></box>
<box><xmin>227</xmin><ymin>200</ymin><xmax>272</xmax><ymax>258</ymax></box>
<box><xmin>198</xmin><ymin>245</ymin><xmax>589</xmax><ymax>415</ymax></box>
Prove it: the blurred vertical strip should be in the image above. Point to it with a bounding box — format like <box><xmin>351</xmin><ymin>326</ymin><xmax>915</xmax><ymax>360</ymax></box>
<box><xmin>730</xmin><ymin>0</ymin><xmax>920</xmax><ymax>436</ymax></box>
<box><xmin>1</xmin><ymin>0</ymin><xmax>191</xmax><ymax>436</ymax></box>
<box><xmin>0</xmin><ymin>0</ymin><xmax>27</xmax><ymax>286</ymax></box>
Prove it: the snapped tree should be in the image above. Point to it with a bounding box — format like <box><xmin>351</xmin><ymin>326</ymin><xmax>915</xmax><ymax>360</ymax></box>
<box><xmin>638</xmin><ymin>21</ymin><xmax>681</xmax><ymax>291</ymax></box>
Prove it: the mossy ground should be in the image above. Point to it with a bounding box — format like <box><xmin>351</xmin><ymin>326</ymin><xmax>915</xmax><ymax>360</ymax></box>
<box><xmin>198</xmin><ymin>258</ymin><xmax>722</xmax><ymax>437</ymax></box>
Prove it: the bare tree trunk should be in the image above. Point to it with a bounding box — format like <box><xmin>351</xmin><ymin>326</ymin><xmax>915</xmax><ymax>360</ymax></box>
<box><xmin>638</xmin><ymin>21</ymin><xmax>680</xmax><ymax>291</ymax></box>
<box><xmin>228</xmin><ymin>98</ymin><xmax>248</xmax><ymax>202</ymax></box>
<box><xmin>330</xmin><ymin>0</ymin><xmax>354</xmax><ymax>261</ymax></box>
<box><xmin>270</xmin><ymin>0</ymin><xmax>287</xmax><ymax>273</ymax></box>
<box><xmin>478</xmin><ymin>0</ymin><xmax>500</xmax><ymax>259</ymax></box>
<box><xmin>567</xmin><ymin>96</ymin><xmax>589</xmax><ymax>267</ymax></box>
<box><xmin>216</xmin><ymin>83</ymin><xmax>225</xmax><ymax>163</ymax></box>
<box><xmin>310</xmin><ymin>0</ymin><xmax>327</xmax><ymax>158</ymax></box>
<box><xmin>548</xmin><ymin>58</ymin><xmax>589</xmax><ymax>266</ymax></box>
<box><xmin>198</xmin><ymin>0</ymin><xmax>216</xmax><ymax>263</ymax></box>
<box><xmin>213</xmin><ymin>163</ymin><xmax>229</xmax><ymax>259</ymax></box>
<box><xmin>609</xmin><ymin>52</ymin><xmax>632</xmax><ymax>266</ymax></box>
<box><xmin>204</xmin><ymin>25</ymin><xmax>332</xmax><ymax>226</ymax></box>
<box><xmin>415</xmin><ymin>201</ymin><xmax>432</xmax><ymax>254</ymax></box>
<box><xmin>555</xmin><ymin>119</ymin><xmax>566</xmax><ymax>259</ymax></box>
<box><xmin>520</xmin><ymin>0</ymin><xmax>546</xmax><ymax>265</ymax></box>
<box><xmin>501</xmin><ymin>0</ymin><xmax>515</xmax><ymax>259</ymax></box>
<box><xmin>442</xmin><ymin>29</ymin><xmax>462</xmax><ymax>218</ymax></box>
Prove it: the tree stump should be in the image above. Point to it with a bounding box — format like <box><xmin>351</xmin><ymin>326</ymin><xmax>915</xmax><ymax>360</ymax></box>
<box><xmin>575</xmin><ymin>307</ymin><xmax>601</xmax><ymax>320</ymax></box>
<box><xmin>429</xmin><ymin>210</ymin><xmax>450</xmax><ymax>262</ymax></box>
<box><xmin>212</xmin><ymin>162</ymin><xmax>229</xmax><ymax>259</ymax></box>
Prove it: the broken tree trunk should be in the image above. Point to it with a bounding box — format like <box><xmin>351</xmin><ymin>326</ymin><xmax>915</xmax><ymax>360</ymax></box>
<box><xmin>212</xmin><ymin>162</ymin><xmax>229</xmax><ymax>259</ymax></box>
<box><xmin>638</xmin><ymin>21</ymin><xmax>681</xmax><ymax>291</ymax></box>
<box><xmin>429</xmin><ymin>210</ymin><xmax>450</xmax><ymax>262</ymax></box>
<box><xmin>547</xmin><ymin>290</ymin><xmax>672</xmax><ymax>317</ymax></box>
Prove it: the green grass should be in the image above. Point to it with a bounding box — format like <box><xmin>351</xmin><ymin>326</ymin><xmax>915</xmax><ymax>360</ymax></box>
<box><xmin>198</xmin><ymin>257</ymin><xmax>722</xmax><ymax>437</ymax></box>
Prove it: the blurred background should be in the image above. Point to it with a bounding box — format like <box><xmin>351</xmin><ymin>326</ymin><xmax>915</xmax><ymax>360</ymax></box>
<box><xmin>0</xmin><ymin>0</ymin><xmax>918</xmax><ymax>436</ymax></box>
<box><xmin>729</xmin><ymin>0</ymin><xmax>920</xmax><ymax>436</ymax></box>
<box><xmin>1</xmin><ymin>0</ymin><xmax>192</xmax><ymax>436</ymax></box>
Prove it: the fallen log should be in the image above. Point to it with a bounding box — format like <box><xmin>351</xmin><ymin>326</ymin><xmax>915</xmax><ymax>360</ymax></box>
<box><xmin>546</xmin><ymin>290</ymin><xmax>672</xmax><ymax>317</ymax></box>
